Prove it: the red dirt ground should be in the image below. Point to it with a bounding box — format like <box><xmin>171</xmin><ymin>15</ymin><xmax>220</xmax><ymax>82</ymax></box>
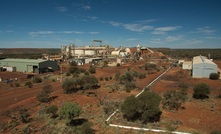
<box><xmin>0</xmin><ymin>59</ymin><xmax>220</xmax><ymax>133</ymax></box>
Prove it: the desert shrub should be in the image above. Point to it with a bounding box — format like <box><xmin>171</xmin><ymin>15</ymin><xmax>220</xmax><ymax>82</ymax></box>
<box><xmin>69</xmin><ymin>66</ymin><xmax>80</xmax><ymax>74</ymax></box>
<box><xmin>144</xmin><ymin>63</ymin><xmax>157</xmax><ymax>70</ymax></box>
<box><xmin>121</xmin><ymin>91</ymin><xmax>161</xmax><ymax>123</ymax></box>
<box><xmin>18</xmin><ymin>108</ymin><xmax>30</xmax><ymax>123</ymax></box>
<box><xmin>125</xmin><ymin>82</ymin><xmax>136</xmax><ymax>92</ymax></box>
<box><xmin>109</xmin><ymin>76</ymin><xmax>112</xmax><ymax>80</ymax></box>
<box><xmin>14</xmin><ymin>82</ymin><xmax>20</xmax><ymax>87</ymax></box>
<box><xmin>193</xmin><ymin>83</ymin><xmax>210</xmax><ymax>99</ymax></box>
<box><xmin>25</xmin><ymin>81</ymin><xmax>32</xmax><ymax>88</ymax></box>
<box><xmin>138</xmin><ymin>73</ymin><xmax>146</xmax><ymax>79</ymax></box>
<box><xmin>211</xmin><ymin>130</ymin><xmax>221</xmax><ymax>134</ymax></box>
<box><xmin>33</xmin><ymin>77</ymin><xmax>42</xmax><ymax>83</ymax></box>
<box><xmin>66</xmin><ymin>72</ymin><xmax>71</xmax><ymax>76</ymax></box>
<box><xmin>0</xmin><ymin>121</ymin><xmax>9</xmax><ymax>132</ymax></box>
<box><xmin>89</xmin><ymin>66</ymin><xmax>96</xmax><ymax>74</ymax></box>
<box><xmin>83</xmin><ymin>83</ymin><xmax>92</xmax><ymax>90</ymax></box>
<box><xmin>120</xmin><ymin>71</ymin><xmax>134</xmax><ymax>83</ymax></box>
<box><xmin>116</xmin><ymin>63</ymin><xmax>121</xmax><ymax>67</ymax></box>
<box><xmin>105</xmin><ymin>77</ymin><xmax>109</xmax><ymax>81</ymax></box>
<box><xmin>42</xmin><ymin>84</ymin><xmax>52</xmax><ymax>94</ymax></box>
<box><xmin>46</xmin><ymin>105</ymin><xmax>58</xmax><ymax>118</ymax></box>
<box><xmin>178</xmin><ymin>82</ymin><xmax>188</xmax><ymax>95</ymax></box>
<box><xmin>36</xmin><ymin>84</ymin><xmax>52</xmax><ymax>102</ymax></box>
<box><xmin>209</xmin><ymin>73</ymin><xmax>219</xmax><ymax>80</ymax></box>
<box><xmin>79</xmin><ymin>122</ymin><xmax>94</xmax><ymax>134</ymax></box>
<box><xmin>62</xmin><ymin>78</ymin><xmax>81</xmax><ymax>94</ymax></box>
<box><xmin>36</xmin><ymin>91</ymin><xmax>50</xmax><ymax>102</ymax></box>
<box><xmin>69</xmin><ymin>61</ymin><xmax>78</xmax><ymax>66</ymax></box>
<box><xmin>9</xmin><ymin>119</ymin><xmax>19</xmax><ymax>128</ymax></box>
<box><xmin>103</xmin><ymin>99</ymin><xmax>122</xmax><ymax>115</ymax></box>
<box><xmin>162</xmin><ymin>90</ymin><xmax>186</xmax><ymax>111</ymax></box>
<box><xmin>59</xmin><ymin>102</ymin><xmax>81</xmax><ymax>120</ymax></box>
<box><xmin>80</xmin><ymin>75</ymin><xmax>98</xmax><ymax>88</ymax></box>
<box><xmin>115</xmin><ymin>72</ymin><xmax>121</xmax><ymax>81</ymax></box>
<box><xmin>100</xmin><ymin>76</ymin><xmax>104</xmax><ymax>81</ymax></box>
<box><xmin>84</xmin><ymin>71</ymin><xmax>89</xmax><ymax>75</ymax></box>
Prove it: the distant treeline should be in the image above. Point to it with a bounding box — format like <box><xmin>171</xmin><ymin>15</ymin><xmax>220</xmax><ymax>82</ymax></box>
<box><xmin>0</xmin><ymin>48</ymin><xmax>60</xmax><ymax>59</ymax></box>
<box><xmin>152</xmin><ymin>48</ymin><xmax>221</xmax><ymax>60</ymax></box>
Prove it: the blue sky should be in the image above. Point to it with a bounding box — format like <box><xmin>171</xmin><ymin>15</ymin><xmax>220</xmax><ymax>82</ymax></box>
<box><xmin>0</xmin><ymin>0</ymin><xmax>221</xmax><ymax>48</ymax></box>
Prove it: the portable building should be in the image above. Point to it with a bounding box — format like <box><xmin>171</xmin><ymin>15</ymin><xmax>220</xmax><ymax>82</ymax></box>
<box><xmin>182</xmin><ymin>61</ymin><xmax>192</xmax><ymax>70</ymax></box>
<box><xmin>0</xmin><ymin>58</ymin><xmax>59</xmax><ymax>73</ymax></box>
<box><xmin>192</xmin><ymin>56</ymin><xmax>218</xmax><ymax>78</ymax></box>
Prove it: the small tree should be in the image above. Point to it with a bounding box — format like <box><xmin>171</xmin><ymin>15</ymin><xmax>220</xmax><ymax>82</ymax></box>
<box><xmin>46</xmin><ymin>105</ymin><xmax>58</xmax><ymax>118</ymax></box>
<box><xmin>89</xmin><ymin>66</ymin><xmax>96</xmax><ymax>74</ymax></box>
<box><xmin>36</xmin><ymin>84</ymin><xmax>52</xmax><ymax>102</ymax></box>
<box><xmin>59</xmin><ymin>102</ymin><xmax>82</xmax><ymax>120</ymax></box>
<box><xmin>209</xmin><ymin>73</ymin><xmax>219</xmax><ymax>80</ymax></box>
<box><xmin>121</xmin><ymin>91</ymin><xmax>162</xmax><ymax>123</ymax></box>
<box><xmin>193</xmin><ymin>83</ymin><xmax>210</xmax><ymax>99</ymax></box>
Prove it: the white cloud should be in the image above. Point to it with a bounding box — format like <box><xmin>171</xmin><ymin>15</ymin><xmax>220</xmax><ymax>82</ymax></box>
<box><xmin>186</xmin><ymin>39</ymin><xmax>202</xmax><ymax>45</ymax></box>
<box><xmin>6</xmin><ymin>30</ymin><xmax>14</xmax><ymax>33</ymax></box>
<box><xmin>165</xmin><ymin>36</ymin><xmax>182</xmax><ymax>42</ymax></box>
<box><xmin>150</xmin><ymin>39</ymin><xmax>162</xmax><ymax>44</ymax></box>
<box><xmin>82</xmin><ymin>5</ymin><xmax>91</xmax><ymax>10</ymax></box>
<box><xmin>196</xmin><ymin>27</ymin><xmax>215</xmax><ymax>34</ymax></box>
<box><xmin>29</xmin><ymin>31</ymin><xmax>55</xmax><ymax>35</ymax></box>
<box><xmin>126</xmin><ymin>38</ymin><xmax>138</xmax><ymax>41</ymax></box>
<box><xmin>206</xmin><ymin>36</ymin><xmax>221</xmax><ymax>39</ymax></box>
<box><xmin>110</xmin><ymin>21</ymin><xmax>122</xmax><ymax>27</ymax></box>
<box><xmin>152</xmin><ymin>26</ymin><xmax>182</xmax><ymax>35</ymax></box>
<box><xmin>122</xmin><ymin>23</ymin><xmax>153</xmax><ymax>32</ymax></box>
<box><xmin>89</xmin><ymin>32</ymin><xmax>99</xmax><ymax>34</ymax></box>
<box><xmin>87</xmin><ymin>16</ymin><xmax>98</xmax><ymax>20</ymax></box>
<box><xmin>56</xmin><ymin>6</ymin><xmax>68</xmax><ymax>12</ymax></box>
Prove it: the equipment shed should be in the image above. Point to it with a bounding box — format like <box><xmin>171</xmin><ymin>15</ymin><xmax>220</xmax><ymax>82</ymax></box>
<box><xmin>0</xmin><ymin>58</ymin><xmax>59</xmax><ymax>73</ymax></box>
<box><xmin>192</xmin><ymin>56</ymin><xmax>218</xmax><ymax>78</ymax></box>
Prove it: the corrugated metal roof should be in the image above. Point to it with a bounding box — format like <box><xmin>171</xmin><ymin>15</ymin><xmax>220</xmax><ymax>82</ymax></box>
<box><xmin>0</xmin><ymin>58</ymin><xmax>46</xmax><ymax>64</ymax></box>
<box><xmin>193</xmin><ymin>56</ymin><xmax>216</xmax><ymax>65</ymax></box>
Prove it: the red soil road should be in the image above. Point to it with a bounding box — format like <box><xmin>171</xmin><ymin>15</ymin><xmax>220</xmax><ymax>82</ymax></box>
<box><xmin>0</xmin><ymin>81</ymin><xmax>62</xmax><ymax>114</ymax></box>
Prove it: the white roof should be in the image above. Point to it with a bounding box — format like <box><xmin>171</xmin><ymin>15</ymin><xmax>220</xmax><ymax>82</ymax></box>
<box><xmin>193</xmin><ymin>56</ymin><xmax>216</xmax><ymax>65</ymax></box>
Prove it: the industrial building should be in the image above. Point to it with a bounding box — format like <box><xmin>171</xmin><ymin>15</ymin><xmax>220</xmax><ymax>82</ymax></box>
<box><xmin>0</xmin><ymin>58</ymin><xmax>59</xmax><ymax>73</ymax></box>
<box><xmin>192</xmin><ymin>56</ymin><xmax>218</xmax><ymax>78</ymax></box>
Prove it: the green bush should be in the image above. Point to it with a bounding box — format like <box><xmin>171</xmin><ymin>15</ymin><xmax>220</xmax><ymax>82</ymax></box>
<box><xmin>33</xmin><ymin>77</ymin><xmax>42</xmax><ymax>83</ymax></box>
<box><xmin>25</xmin><ymin>81</ymin><xmax>32</xmax><ymax>88</ymax></box>
<box><xmin>116</xmin><ymin>63</ymin><xmax>121</xmax><ymax>67</ymax></box>
<box><xmin>121</xmin><ymin>91</ymin><xmax>162</xmax><ymax>123</ymax></box>
<box><xmin>162</xmin><ymin>90</ymin><xmax>186</xmax><ymax>110</ymax></box>
<box><xmin>193</xmin><ymin>83</ymin><xmax>210</xmax><ymax>99</ymax></box>
<box><xmin>100</xmin><ymin>76</ymin><xmax>104</xmax><ymax>81</ymax></box>
<box><xmin>59</xmin><ymin>102</ymin><xmax>81</xmax><ymax>120</ymax></box>
<box><xmin>46</xmin><ymin>105</ymin><xmax>58</xmax><ymax>118</ymax></box>
<box><xmin>83</xmin><ymin>83</ymin><xmax>92</xmax><ymax>90</ymax></box>
<box><xmin>209</xmin><ymin>73</ymin><xmax>219</xmax><ymax>80</ymax></box>
<box><xmin>105</xmin><ymin>77</ymin><xmax>109</xmax><ymax>81</ymax></box>
<box><xmin>89</xmin><ymin>66</ymin><xmax>96</xmax><ymax>74</ymax></box>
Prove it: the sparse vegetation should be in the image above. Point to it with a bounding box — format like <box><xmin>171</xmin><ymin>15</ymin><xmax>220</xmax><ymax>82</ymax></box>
<box><xmin>193</xmin><ymin>83</ymin><xmax>210</xmax><ymax>99</ymax></box>
<box><xmin>24</xmin><ymin>81</ymin><xmax>32</xmax><ymax>88</ymax></box>
<box><xmin>36</xmin><ymin>84</ymin><xmax>52</xmax><ymax>102</ymax></box>
<box><xmin>162</xmin><ymin>90</ymin><xmax>186</xmax><ymax>111</ymax></box>
<box><xmin>59</xmin><ymin>102</ymin><xmax>81</xmax><ymax>121</ymax></box>
<box><xmin>46</xmin><ymin>105</ymin><xmax>58</xmax><ymax>118</ymax></box>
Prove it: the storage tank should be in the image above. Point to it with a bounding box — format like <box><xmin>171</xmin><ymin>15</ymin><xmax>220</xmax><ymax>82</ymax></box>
<box><xmin>74</xmin><ymin>50</ymin><xmax>85</xmax><ymax>55</ymax></box>
<box><xmin>125</xmin><ymin>48</ymin><xmax>131</xmax><ymax>54</ymax></box>
<box><xmin>85</xmin><ymin>50</ymin><xmax>96</xmax><ymax>55</ymax></box>
<box><xmin>111</xmin><ymin>50</ymin><xmax>120</xmax><ymax>56</ymax></box>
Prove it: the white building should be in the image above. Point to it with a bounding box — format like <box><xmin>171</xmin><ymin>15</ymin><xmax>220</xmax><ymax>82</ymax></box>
<box><xmin>182</xmin><ymin>61</ymin><xmax>192</xmax><ymax>70</ymax></box>
<box><xmin>192</xmin><ymin>56</ymin><xmax>218</xmax><ymax>78</ymax></box>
